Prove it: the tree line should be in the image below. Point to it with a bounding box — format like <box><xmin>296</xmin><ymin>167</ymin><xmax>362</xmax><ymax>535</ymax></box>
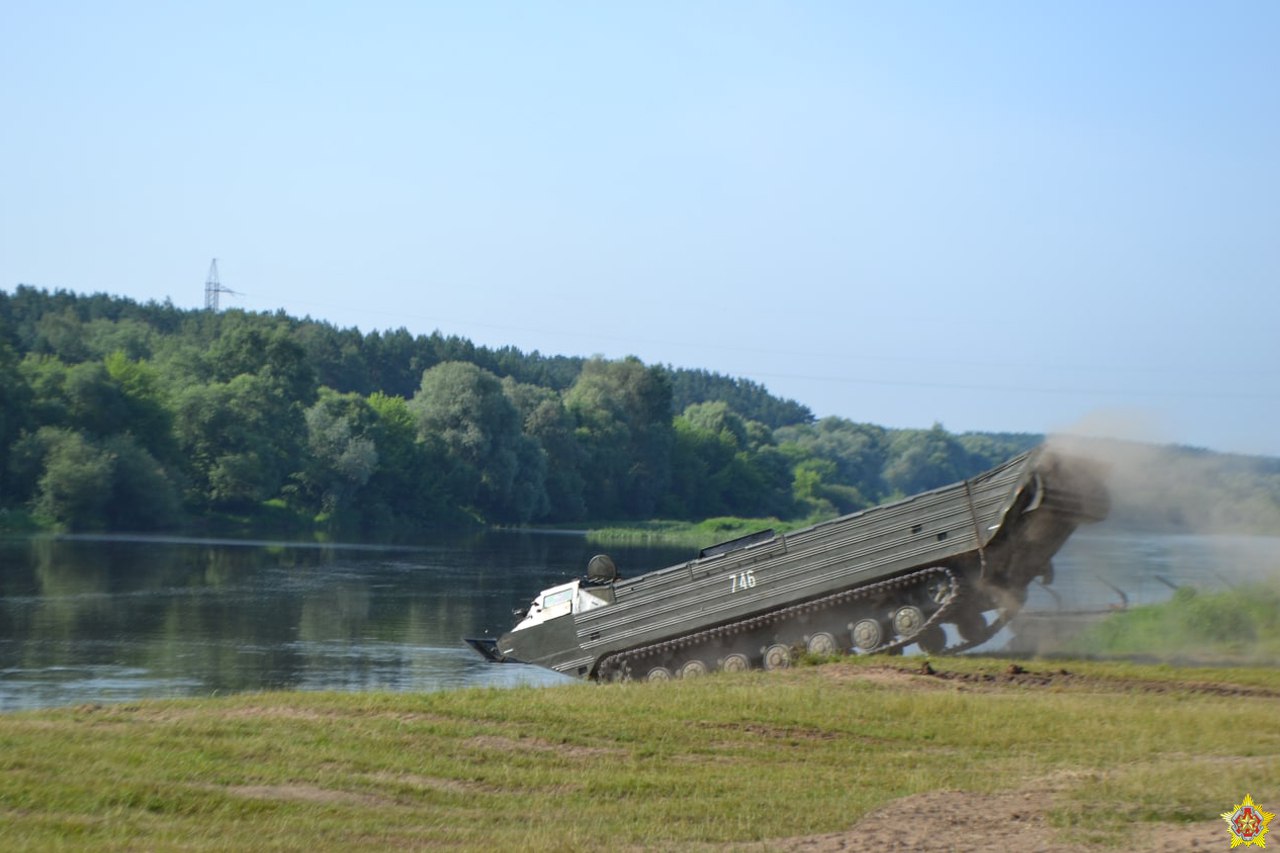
<box><xmin>15</xmin><ymin>285</ymin><xmax>1258</xmax><ymax>537</ymax></box>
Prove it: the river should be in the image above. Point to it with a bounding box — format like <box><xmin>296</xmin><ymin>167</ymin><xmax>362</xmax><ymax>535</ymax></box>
<box><xmin>1</xmin><ymin>527</ymin><xmax>1275</xmax><ymax>711</ymax></box>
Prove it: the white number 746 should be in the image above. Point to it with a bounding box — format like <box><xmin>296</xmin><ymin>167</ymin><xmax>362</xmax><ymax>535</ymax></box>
<box><xmin>730</xmin><ymin>570</ymin><xmax>757</xmax><ymax>593</ymax></box>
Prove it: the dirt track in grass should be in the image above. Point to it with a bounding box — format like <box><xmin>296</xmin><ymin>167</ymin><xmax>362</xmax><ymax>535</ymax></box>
<box><xmin>735</xmin><ymin>661</ymin><xmax>1270</xmax><ymax>852</ymax></box>
<box><xmin>760</xmin><ymin>784</ymin><xmax>1227</xmax><ymax>852</ymax></box>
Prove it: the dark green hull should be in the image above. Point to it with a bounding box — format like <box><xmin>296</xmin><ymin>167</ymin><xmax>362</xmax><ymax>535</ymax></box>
<box><xmin>489</xmin><ymin>446</ymin><xmax>1108</xmax><ymax>679</ymax></box>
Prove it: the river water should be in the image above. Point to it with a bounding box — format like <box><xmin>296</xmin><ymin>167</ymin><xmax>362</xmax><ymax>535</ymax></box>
<box><xmin>1</xmin><ymin>527</ymin><xmax>1276</xmax><ymax>711</ymax></box>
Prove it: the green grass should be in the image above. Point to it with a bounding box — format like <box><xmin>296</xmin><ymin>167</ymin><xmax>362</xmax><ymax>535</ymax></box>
<box><xmin>0</xmin><ymin>656</ymin><xmax>1277</xmax><ymax>850</ymax></box>
<box><xmin>1064</xmin><ymin>582</ymin><xmax>1280</xmax><ymax>663</ymax></box>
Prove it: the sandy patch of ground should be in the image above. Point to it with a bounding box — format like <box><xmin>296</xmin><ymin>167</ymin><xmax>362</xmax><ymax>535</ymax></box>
<box><xmin>730</xmin><ymin>661</ymin><xmax>1276</xmax><ymax>852</ymax></box>
<box><xmin>753</xmin><ymin>783</ymin><xmax>1225</xmax><ymax>852</ymax></box>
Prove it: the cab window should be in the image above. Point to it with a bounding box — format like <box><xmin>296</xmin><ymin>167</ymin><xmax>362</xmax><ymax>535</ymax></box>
<box><xmin>543</xmin><ymin>589</ymin><xmax>573</xmax><ymax>609</ymax></box>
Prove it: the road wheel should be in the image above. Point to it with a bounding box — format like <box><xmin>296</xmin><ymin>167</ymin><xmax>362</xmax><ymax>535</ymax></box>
<box><xmin>806</xmin><ymin>632</ymin><xmax>838</xmax><ymax>656</ymax></box>
<box><xmin>763</xmin><ymin>643</ymin><xmax>792</xmax><ymax>670</ymax></box>
<box><xmin>646</xmin><ymin>666</ymin><xmax>673</xmax><ymax>682</ymax></box>
<box><xmin>679</xmin><ymin>659</ymin><xmax>709</xmax><ymax>679</ymax></box>
<box><xmin>720</xmin><ymin>653</ymin><xmax>751</xmax><ymax>673</ymax></box>
<box><xmin>892</xmin><ymin>605</ymin><xmax>926</xmax><ymax>637</ymax></box>
<box><xmin>851</xmin><ymin>618</ymin><xmax>884</xmax><ymax>651</ymax></box>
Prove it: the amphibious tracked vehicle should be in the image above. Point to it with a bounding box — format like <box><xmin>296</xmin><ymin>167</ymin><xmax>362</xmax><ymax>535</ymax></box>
<box><xmin>466</xmin><ymin>445</ymin><xmax>1108</xmax><ymax>681</ymax></box>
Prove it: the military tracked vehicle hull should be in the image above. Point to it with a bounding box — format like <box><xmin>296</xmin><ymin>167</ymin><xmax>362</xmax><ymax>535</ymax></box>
<box><xmin>466</xmin><ymin>446</ymin><xmax>1108</xmax><ymax>681</ymax></box>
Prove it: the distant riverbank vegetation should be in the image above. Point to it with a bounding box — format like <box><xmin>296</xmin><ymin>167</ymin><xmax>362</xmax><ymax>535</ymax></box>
<box><xmin>1065</xmin><ymin>582</ymin><xmax>1280</xmax><ymax>664</ymax></box>
<box><xmin>2</xmin><ymin>287</ymin><xmax>1277</xmax><ymax>538</ymax></box>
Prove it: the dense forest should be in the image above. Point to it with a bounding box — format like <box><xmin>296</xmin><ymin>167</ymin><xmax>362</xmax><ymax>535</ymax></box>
<box><xmin>1</xmin><ymin>286</ymin><xmax>1276</xmax><ymax>537</ymax></box>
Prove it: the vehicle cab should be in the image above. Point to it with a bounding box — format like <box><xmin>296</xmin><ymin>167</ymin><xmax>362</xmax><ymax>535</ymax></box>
<box><xmin>511</xmin><ymin>580</ymin><xmax>612</xmax><ymax>632</ymax></box>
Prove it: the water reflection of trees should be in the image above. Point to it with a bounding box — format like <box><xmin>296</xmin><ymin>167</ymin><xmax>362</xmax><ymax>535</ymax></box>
<box><xmin>2</xmin><ymin>533</ymin><xmax>690</xmax><ymax>703</ymax></box>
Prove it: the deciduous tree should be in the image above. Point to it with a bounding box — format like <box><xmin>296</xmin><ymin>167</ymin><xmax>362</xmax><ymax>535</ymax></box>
<box><xmin>564</xmin><ymin>357</ymin><xmax>673</xmax><ymax>518</ymax></box>
<box><xmin>409</xmin><ymin>362</ymin><xmax>546</xmax><ymax>523</ymax></box>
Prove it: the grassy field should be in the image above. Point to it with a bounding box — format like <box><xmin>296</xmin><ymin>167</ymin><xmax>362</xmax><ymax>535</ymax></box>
<box><xmin>0</xmin><ymin>655</ymin><xmax>1277</xmax><ymax>851</ymax></box>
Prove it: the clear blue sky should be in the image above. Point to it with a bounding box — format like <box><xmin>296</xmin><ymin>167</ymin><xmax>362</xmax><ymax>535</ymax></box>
<box><xmin>3</xmin><ymin>2</ymin><xmax>1277</xmax><ymax>456</ymax></box>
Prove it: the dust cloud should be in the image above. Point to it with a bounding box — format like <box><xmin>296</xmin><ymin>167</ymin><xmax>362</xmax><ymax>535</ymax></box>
<box><xmin>1045</xmin><ymin>431</ymin><xmax>1280</xmax><ymax>536</ymax></box>
<box><xmin>1001</xmin><ymin>426</ymin><xmax>1280</xmax><ymax>661</ymax></box>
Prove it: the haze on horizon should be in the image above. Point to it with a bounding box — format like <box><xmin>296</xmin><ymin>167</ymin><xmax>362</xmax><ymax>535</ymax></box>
<box><xmin>2</xmin><ymin>2</ymin><xmax>1276</xmax><ymax>457</ymax></box>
